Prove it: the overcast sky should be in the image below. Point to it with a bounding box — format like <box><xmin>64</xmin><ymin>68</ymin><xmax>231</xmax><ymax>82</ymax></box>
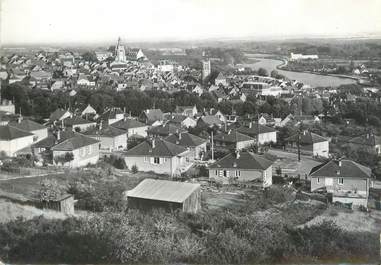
<box><xmin>1</xmin><ymin>0</ymin><xmax>381</xmax><ymax>44</ymax></box>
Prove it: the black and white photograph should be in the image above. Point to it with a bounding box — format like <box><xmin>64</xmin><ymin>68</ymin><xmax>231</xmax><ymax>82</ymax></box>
<box><xmin>0</xmin><ymin>0</ymin><xmax>381</xmax><ymax>264</ymax></box>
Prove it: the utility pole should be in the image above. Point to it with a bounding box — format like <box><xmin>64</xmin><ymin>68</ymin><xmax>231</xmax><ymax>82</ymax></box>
<box><xmin>297</xmin><ymin>123</ymin><xmax>302</xmax><ymax>162</ymax></box>
<box><xmin>257</xmin><ymin>113</ymin><xmax>260</xmax><ymax>153</ymax></box>
<box><xmin>211</xmin><ymin>130</ymin><xmax>214</xmax><ymax>161</ymax></box>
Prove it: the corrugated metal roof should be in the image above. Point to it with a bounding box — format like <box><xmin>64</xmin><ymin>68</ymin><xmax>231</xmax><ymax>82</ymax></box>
<box><xmin>126</xmin><ymin>179</ymin><xmax>200</xmax><ymax>203</ymax></box>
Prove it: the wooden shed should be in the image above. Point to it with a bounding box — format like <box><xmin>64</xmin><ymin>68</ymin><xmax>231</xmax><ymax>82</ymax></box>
<box><xmin>126</xmin><ymin>179</ymin><xmax>201</xmax><ymax>213</ymax></box>
<box><xmin>42</xmin><ymin>194</ymin><xmax>75</xmax><ymax>215</ymax></box>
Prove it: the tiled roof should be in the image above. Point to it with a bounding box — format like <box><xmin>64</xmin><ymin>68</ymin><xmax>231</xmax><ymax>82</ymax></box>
<box><xmin>83</xmin><ymin>125</ymin><xmax>126</xmax><ymax>137</ymax></box>
<box><xmin>124</xmin><ymin>138</ymin><xmax>187</xmax><ymax>157</ymax></box>
<box><xmin>8</xmin><ymin>119</ymin><xmax>46</xmax><ymax>132</ymax></box>
<box><xmin>165</xmin><ymin>132</ymin><xmax>207</xmax><ymax>147</ymax></box>
<box><xmin>214</xmin><ymin>130</ymin><xmax>254</xmax><ymax>143</ymax></box>
<box><xmin>237</xmin><ymin>123</ymin><xmax>276</xmax><ymax>136</ymax></box>
<box><xmin>49</xmin><ymin>109</ymin><xmax>71</xmax><ymax>122</ymax></box>
<box><xmin>143</xmin><ymin>109</ymin><xmax>164</xmax><ymax>122</ymax></box>
<box><xmin>51</xmin><ymin>133</ymin><xmax>99</xmax><ymax>151</ymax></box>
<box><xmin>0</xmin><ymin>125</ymin><xmax>33</xmax><ymax>140</ymax></box>
<box><xmin>209</xmin><ymin>151</ymin><xmax>273</xmax><ymax>170</ymax></box>
<box><xmin>310</xmin><ymin>159</ymin><xmax>372</xmax><ymax>179</ymax></box>
<box><xmin>147</xmin><ymin>123</ymin><xmax>185</xmax><ymax>136</ymax></box>
<box><xmin>345</xmin><ymin>133</ymin><xmax>381</xmax><ymax>147</ymax></box>
<box><xmin>286</xmin><ymin>131</ymin><xmax>328</xmax><ymax>144</ymax></box>
<box><xmin>63</xmin><ymin>116</ymin><xmax>95</xmax><ymax>126</ymax></box>
<box><xmin>112</xmin><ymin>118</ymin><xmax>147</xmax><ymax>130</ymax></box>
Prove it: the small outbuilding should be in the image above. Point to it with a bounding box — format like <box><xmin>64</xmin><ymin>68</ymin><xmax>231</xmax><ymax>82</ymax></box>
<box><xmin>126</xmin><ymin>179</ymin><xmax>201</xmax><ymax>213</ymax></box>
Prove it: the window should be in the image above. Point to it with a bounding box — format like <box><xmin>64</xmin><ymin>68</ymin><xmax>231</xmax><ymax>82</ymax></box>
<box><xmin>144</xmin><ymin>156</ymin><xmax>148</xmax><ymax>162</ymax></box>
<box><xmin>223</xmin><ymin>170</ymin><xmax>229</xmax><ymax>177</ymax></box>
<box><xmin>235</xmin><ymin>170</ymin><xmax>240</xmax><ymax>177</ymax></box>
<box><xmin>338</xmin><ymin>178</ymin><xmax>344</xmax><ymax>185</ymax></box>
<box><xmin>317</xmin><ymin>178</ymin><xmax>320</xmax><ymax>183</ymax></box>
<box><xmin>215</xmin><ymin>170</ymin><xmax>218</xmax><ymax>175</ymax></box>
<box><xmin>154</xmin><ymin>157</ymin><xmax>160</xmax><ymax>164</ymax></box>
<box><xmin>163</xmin><ymin>158</ymin><xmax>167</xmax><ymax>163</ymax></box>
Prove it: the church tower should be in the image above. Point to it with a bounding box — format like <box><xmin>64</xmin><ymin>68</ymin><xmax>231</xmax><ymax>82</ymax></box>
<box><xmin>115</xmin><ymin>37</ymin><xmax>126</xmax><ymax>62</ymax></box>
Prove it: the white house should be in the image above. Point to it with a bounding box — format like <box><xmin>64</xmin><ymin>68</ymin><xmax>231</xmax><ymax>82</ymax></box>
<box><xmin>0</xmin><ymin>125</ymin><xmax>34</xmax><ymax>157</ymax></box>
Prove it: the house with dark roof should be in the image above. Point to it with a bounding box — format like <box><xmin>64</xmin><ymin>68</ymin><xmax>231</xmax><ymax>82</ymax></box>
<box><xmin>126</xmin><ymin>179</ymin><xmax>201</xmax><ymax>213</ymax></box>
<box><xmin>340</xmin><ymin>132</ymin><xmax>381</xmax><ymax>156</ymax></box>
<box><xmin>139</xmin><ymin>109</ymin><xmax>164</xmax><ymax>126</ymax></box>
<box><xmin>310</xmin><ymin>159</ymin><xmax>373</xmax><ymax>207</ymax></box>
<box><xmin>285</xmin><ymin>130</ymin><xmax>329</xmax><ymax>158</ymax></box>
<box><xmin>215</xmin><ymin>72</ymin><xmax>227</xmax><ymax>86</ymax></box>
<box><xmin>83</xmin><ymin>124</ymin><xmax>127</xmax><ymax>152</ymax></box>
<box><xmin>51</xmin><ymin>132</ymin><xmax>100</xmax><ymax>167</ymax></box>
<box><xmin>101</xmin><ymin>108</ymin><xmax>124</xmax><ymax>125</ymax></box>
<box><xmin>165</xmin><ymin>114</ymin><xmax>197</xmax><ymax>128</ymax></box>
<box><xmin>197</xmin><ymin>115</ymin><xmax>224</xmax><ymax>129</ymax></box>
<box><xmin>165</xmin><ymin>132</ymin><xmax>207</xmax><ymax>160</ymax></box>
<box><xmin>147</xmin><ymin>123</ymin><xmax>185</xmax><ymax>138</ymax></box>
<box><xmin>8</xmin><ymin>118</ymin><xmax>48</xmax><ymax>143</ymax></box>
<box><xmin>175</xmin><ymin>105</ymin><xmax>197</xmax><ymax>117</ymax></box>
<box><xmin>214</xmin><ymin>129</ymin><xmax>255</xmax><ymax>151</ymax></box>
<box><xmin>63</xmin><ymin>116</ymin><xmax>96</xmax><ymax>132</ymax></box>
<box><xmin>111</xmin><ymin>118</ymin><xmax>148</xmax><ymax>137</ymax></box>
<box><xmin>0</xmin><ymin>125</ymin><xmax>34</xmax><ymax>156</ymax></box>
<box><xmin>209</xmin><ymin>151</ymin><xmax>273</xmax><ymax>186</ymax></box>
<box><xmin>49</xmin><ymin>109</ymin><xmax>72</xmax><ymax>123</ymax></box>
<box><xmin>123</xmin><ymin>138</ymin><xmax>193</xmax><ymax>176</ymax></box>
<box><xmin>237</xmin><ymin>122</ymin><xmax>277</xmax><ymax>144</ymax></box>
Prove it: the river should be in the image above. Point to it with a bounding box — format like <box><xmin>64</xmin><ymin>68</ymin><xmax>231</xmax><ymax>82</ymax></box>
<box><xmin>240</xmin><ymin>53</ymin><xmax>357</xmax><ymax>88</ymax></box>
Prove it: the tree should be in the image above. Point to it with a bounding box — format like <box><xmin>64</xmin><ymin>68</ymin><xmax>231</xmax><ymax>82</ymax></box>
<box><xmin>81</xmin><ymin>51</ymin><xmax>98</xmax><ymax>62</ymax></box>
<box><xmin>257</xmin><ymin>68</ymin><xmax>268</xmax><ymax>77</ymax></box>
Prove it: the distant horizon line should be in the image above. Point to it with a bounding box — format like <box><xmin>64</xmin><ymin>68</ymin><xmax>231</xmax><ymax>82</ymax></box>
<box><xmin>2</xmin><ymin>32</ymin><xmax>381</xmax><ymax>48</ymax></box>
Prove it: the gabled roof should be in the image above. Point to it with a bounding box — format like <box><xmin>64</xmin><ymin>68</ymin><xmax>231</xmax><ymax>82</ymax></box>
<box><xmin>51</xmin><ymin>133</ymin><xmax>100</xmax><ymax>151</ymax></box>
<box><xmin>286</xmin><ymin>131</ymin><xmax>328</xmax><ymax>144</ymax></box>
<box><xmin>63</xmin><ymin>116</ymin><xmax>95</xmax><ymax>126</ymax></box>
<box><xmin>8</xmin><ymin>119</ymin><xmax>46</xmax><ymax>132</ymax></box>
<box><xmin>0</xmin><ymin>125</ymin><xmax>34</xmax><ymax>140</ymax></box>
<box><xmin>199</xmin><ymin>115</ymin><xmax>223</xmax><ymax>126</ymax></box>
<box><xmin>101</xmin><ymin>108</ymin><xmax>124</xmax><ymax>120</ymax></box>
<box><xmin>345</xmin><ymin>133</ymin><xmax>381</xmax><ymax>147</ymax></box>
<box><xmin>215</xmin><ymin>72</ymin><xmax>226</xmax><ymax>80</ymax></box>
<box><xmin>112</xmin><ymin>118</ymin><xmax>147</xmax><ymax>130</ymax></box>
<box><xmin>214</xmin><ymin>130</ymin><xmax>254</xmax><ymax>143</ymax></box>
<box><xmin>237</xmin><ymin>123</ymin><xmax>276</xmax><ymax>136</ymax></box>
<box><xmin>209</xmin><ymin>151</ymin><xmax>273</xmax><ymax>170</ymax></box>
<box><xmin>147</xmin><ymin>123</ymin><xmax>185</xmax><ymax>136</ymax></box>
<box><xmin>142</xmin><ymin>109</ymin><xmax>164</xmax><ymax>122</ymax></box>
<box><xmin>49</xmin><ymin>109</ymin><xmax>71</xmax><ymax>122</ymax></box>
<box><xmin>124</xmin><ymin>138</ymin><xmax>187</xmax><ymax>157</ymax></box>
<box><xmin>309</xmin><ymin>159</ymin><xmax>371</xmax><ymax>179</ymax></box>
<box><xmin>83</xmin><ymin>125</ymin><xmax>126</xmax><ymax>137</ymax></box>
<box><xmin>126</xmin><ymin>179</ymin><xmax>200</xmax><ymax>203</ymax></box>
<box><xmin>165</xmin><ymin>132</ymin><xmax>207</xmax><ymax>147</ymax></box>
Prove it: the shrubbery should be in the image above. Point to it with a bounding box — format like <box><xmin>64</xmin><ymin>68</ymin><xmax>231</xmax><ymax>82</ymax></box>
<box><xmin>0</xmin><ymin>210</ymin><xmax>377</xmax><ymax>264</ymax></box>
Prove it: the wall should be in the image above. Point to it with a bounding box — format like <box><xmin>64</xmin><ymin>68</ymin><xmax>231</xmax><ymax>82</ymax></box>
<box><xmin>31</xmin><ymin>128</ymin><xmax>48</xmax><ymax>143</ymax></box>
<box><xmin>258</xmin><ymin>131</ymin><xmax>277</xmax><ymax>144</ymax></box>
<box><xmin>128</xmin><ymin>126</ymin><xmax>148</xmax><ymax>137</ymax></box>
<box><xmin>53</xmin><ymin>142</ymin><xmax>99</xmax><ymax>167</ymax></box>
<box><xmin>209</xmin><ymin>167</ymin><xmax>272</xmax><ymax>187</ymax></box>
<box><xmin>311</xmin><ymin>176</ymin><xmax>369</xmax><ymax>197</ymax></box>
<box><xmin>0</xmin><ymin>135</ymin><xmax>34</xmax><ymax>156</ymax></box>
<box><xmin>312</xmin><ymin>141</ymin><xmax>329</xmax><ymax>157</ymax></box>
<box><xmin>183</xmin><ymin>187</ymin><xmax>201</xmax><ymax>213</ymax></box>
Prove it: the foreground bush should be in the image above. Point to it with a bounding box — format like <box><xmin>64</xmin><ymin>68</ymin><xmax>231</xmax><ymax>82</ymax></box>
<box><xmin>0</xmin><ymin>209</ymin><xmax>378</xmax><ymax>264</ymax></box>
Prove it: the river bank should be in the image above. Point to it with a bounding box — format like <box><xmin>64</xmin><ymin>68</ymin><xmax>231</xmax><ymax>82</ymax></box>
<box><xmin>242</xmin><ymin>53</ymin><xmax>358</xmax><ymax>87</ymax></box>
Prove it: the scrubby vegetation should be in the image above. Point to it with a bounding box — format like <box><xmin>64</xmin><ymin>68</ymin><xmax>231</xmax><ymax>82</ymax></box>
<box><xmin>0</xmin><ymin>208</ymin><xmax>377</xmax><ymax>264</ymax></box>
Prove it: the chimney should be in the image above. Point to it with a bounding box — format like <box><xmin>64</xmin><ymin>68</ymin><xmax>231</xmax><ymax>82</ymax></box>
<box><xmin>339</xmin><ymin>160</ymin><xmax>342</xmax><ymax>167</ymax></box>
<box><xmin>17</xmin><ymin>115</ymin><xmax>22</xmax><ymax>123</ymax></box>
<box><xmin>249</xmin><ymin>122</ymin><xmax>252</xmax><ymax>128</ymax></box>
<box><xmin>152</xmin><ymin>139</ymin><xmax>155</xmax><ymax>149</ymax></box>
<box><xmin>228</xmin><ymin>129</ymin><xmax>232</xmax><ymax>135</ymax></box>
<box><xmin>57</xmin><ymin>130</ymin><xmax>61</xmax><ymax>141</ymax></box>
<box><xmin>99</xmin><ymin>122</ymin><xmax>103</xmax><ymax>130</ymax></box>
<box><xmin>235</xmin><ymin>150</ymin><xmax>240</xmax><ymax>159</ymax></box>
<box><xmin>178</xmin><ymin>132</ymin><xmax>182</xmax><ymax>140</ymax></box>
<box><xmin>303</xmin><ymin>130</ymin><xmax>307</xmax><ymax>136</ymax></box>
